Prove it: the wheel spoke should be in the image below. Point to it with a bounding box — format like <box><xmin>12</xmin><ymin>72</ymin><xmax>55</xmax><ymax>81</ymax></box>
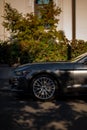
<box><xmin>33</xmin><ymin>76</ymin><xmax>56</xmax><ymax>100</ymax></box>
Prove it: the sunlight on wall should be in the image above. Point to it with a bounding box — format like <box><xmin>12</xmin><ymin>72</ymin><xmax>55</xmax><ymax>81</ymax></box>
<box><xmin>76</xmin><ymin>0</ymin><xmax>87</xmax><ymax>40</ymax></box>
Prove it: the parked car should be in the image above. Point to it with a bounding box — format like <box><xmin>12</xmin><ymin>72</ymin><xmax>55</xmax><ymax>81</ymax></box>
<box><xmin>9</xmin><ymin>52</ymin><xmax>87</xmax><ymax>101</ymax></box>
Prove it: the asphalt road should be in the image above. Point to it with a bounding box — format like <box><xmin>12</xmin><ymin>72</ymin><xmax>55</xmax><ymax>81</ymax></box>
<box><xmin>0</xmin><ymin>66</ymin><xmax>87</xmax><ymax>130</ymax></box>
<box><xmin>0</xmin><ymin>79</ymin><xmax>87</xmax><ymax>130</ymax></box>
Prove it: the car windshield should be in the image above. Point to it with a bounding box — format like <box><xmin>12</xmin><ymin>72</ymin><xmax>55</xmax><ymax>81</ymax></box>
<box><xmin>71</xmin><ymin>53</ymin><xmax>87</xmax><ymax>63</ymax></box>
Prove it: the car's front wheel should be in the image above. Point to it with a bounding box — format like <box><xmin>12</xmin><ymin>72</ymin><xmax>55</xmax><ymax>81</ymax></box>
<box><xmin>31</xmin><ymin>74</ymin><xmax>57</xmax><ymax>101</ymax></box>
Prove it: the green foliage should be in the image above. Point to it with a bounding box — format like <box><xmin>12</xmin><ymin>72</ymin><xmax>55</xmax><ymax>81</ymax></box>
<box><xmin>1</xmin><ymin>2</ymin><xmax>87</xmax><ymax>65</ymax></box>
<box><xmin>0</xmin><ymin>40</ymin><xmax>21</xmax><ymax>64</ymax></box>
<box><xmin>71</xmin><ymin>40</ymin><xmax>87</xmax><ymax>59</ymax></box>
<box><xmin>2</xmin><ymin>2</ymin><xmax>63</xmax><ymax>64</ymax></box>
<box><xmin>19</xmin><ymin>40</ymin><xmax>67</xmax><ymax>63</ymax></box>
<box><xmin>3</xmin><ymin>3</ymin><xmax>22</xmax><ymax>33</ymax></box>
<box><xmin>3</xmin><ymin>2</ymin><xmax>61</xmax><ymax>42</ymax></box>
<box><xmin>37</xmin><ymin>1</ymin><xmax>61</xmax><ymax>29</ymax></box>
<box><xmin>1</xmin><ymin>39</ymin><xmax>87</xmax><ymax>65</ymax></box>
<box><xmin>0</xmin><ymin>41</ymin><xmax>9</xmax><ymax>63</ymax></box>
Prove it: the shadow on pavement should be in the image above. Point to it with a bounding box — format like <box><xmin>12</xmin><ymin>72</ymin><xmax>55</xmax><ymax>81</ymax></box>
<box><xmin>0</xmin><ymin>91</ymin><xmax>87</xmax><ymax>130</ymax></box>
<box><xmin>0</xmin><ymin>66</ymin><xmax>87</xmax><ymax>130</ymax></box>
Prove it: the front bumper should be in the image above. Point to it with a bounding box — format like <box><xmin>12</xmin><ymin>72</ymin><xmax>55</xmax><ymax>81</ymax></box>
<box><xmin>9</xmin><ymin>76</ymin><xmax>29</xmax><ymax>93</ymax></box>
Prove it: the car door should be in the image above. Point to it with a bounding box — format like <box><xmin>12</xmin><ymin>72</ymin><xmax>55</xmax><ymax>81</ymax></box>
<box><xmin>56</xmin><ymin>63</ymin><xmax>75</xmax><ymax>89</ymax></box>
<box><xmin>73</xmin><ymin>60</ymin><xmax>87</xmax><ymax>93</ymax></box>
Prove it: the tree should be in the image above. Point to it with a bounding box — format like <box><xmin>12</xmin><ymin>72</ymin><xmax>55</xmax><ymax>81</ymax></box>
<box><xmin>3</xmin><ymin>2</ymin><xmax>68</xmax><ymax>64</ymax></box>
<box><xmin>3</xmin><ymin>3</ymin><xmax>22</xmax><ymax>33</ymax></box>
<box><xmin>3</xmin><ymin>2</ymin><xmax>61</xmax><ymax>42</ymax></box>
<box><xmin>38</xmin><ymin>1</ymin><xmax>61</xmax><ymax>29</ymax></box>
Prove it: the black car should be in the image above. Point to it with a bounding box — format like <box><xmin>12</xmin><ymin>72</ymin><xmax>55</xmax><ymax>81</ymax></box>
<box><xmin>9</xmin><ymin>53</ymin><xmax>87</xmax><ymax>101</ymax></box>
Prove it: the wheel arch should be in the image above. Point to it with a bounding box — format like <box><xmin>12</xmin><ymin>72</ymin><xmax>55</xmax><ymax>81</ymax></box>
<box><xmin>29</xmin><ymin>71</ymin><xmax>62</xmax><ymax>100</ymax></box>
<box><xmin>29</xmin><ymin>71</ymin><xmax>61</xmax><ymax>90</ymax></box>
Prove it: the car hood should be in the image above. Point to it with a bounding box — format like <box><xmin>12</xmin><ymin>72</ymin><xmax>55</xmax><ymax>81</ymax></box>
<box><xmin>14</xmin><ymin>61</ymin><xmax>73</xmax><ymax>72</ymax></box>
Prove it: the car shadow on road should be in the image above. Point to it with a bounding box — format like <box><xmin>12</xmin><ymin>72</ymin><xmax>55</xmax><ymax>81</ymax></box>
<box><xmin>0</xmin><ymin>91</ymin><xmax>87</xmax><ymax>130</ymax></box>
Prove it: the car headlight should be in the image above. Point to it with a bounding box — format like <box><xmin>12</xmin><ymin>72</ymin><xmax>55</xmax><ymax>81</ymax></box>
<box><xmin>15</xmin><ymin>70</ymin><xmax>29</xmax><ymax>76</ymax></box>
<box><xmin>15</xmin><ymin>71</ymin><xmax>22</xmax><ymax>76</ymax></box>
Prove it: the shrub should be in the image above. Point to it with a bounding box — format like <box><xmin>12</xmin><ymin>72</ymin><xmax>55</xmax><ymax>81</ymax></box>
<box><xmin>71</xmin><ymin>40</ymin><xmax>87</xmax><ymax>59</ymax></box>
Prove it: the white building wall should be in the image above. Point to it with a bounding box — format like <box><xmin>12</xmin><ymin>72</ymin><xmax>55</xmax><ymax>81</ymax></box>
<box><xmin>54</xmin><ymin>0</ymin><xmax>63</xmax><ymax>31</ymax></box>
<box><xmin>76</xmin><ymin>0</ymin><xmax>87</xmax><ymax>40</ymax></box>
<box><xmin>5</xmin><ymin>0</ymin><xmax>34</xmax><ymax>14</ymax></box>
<box><xmin>55</xmin><ymin>0</ymin><xmax>72</xmax><ymax>40</ymax></box>
<box><xmin>62</xmin><ymin>0</ymin><xmax>72</xmax><ymax>40</ymax></box>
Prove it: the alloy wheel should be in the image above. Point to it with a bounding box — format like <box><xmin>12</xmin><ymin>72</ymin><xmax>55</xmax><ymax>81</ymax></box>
<box><xmin>32</xmin><ymin>75</ymin><xmax>56</xmax><ymax>100</ymax></box>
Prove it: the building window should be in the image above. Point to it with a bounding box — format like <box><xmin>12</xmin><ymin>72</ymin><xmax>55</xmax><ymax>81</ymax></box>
<box><xmin>36</xmin><ymin>0</ymin><xmax>50</xmax><ymax>4</ymax></box>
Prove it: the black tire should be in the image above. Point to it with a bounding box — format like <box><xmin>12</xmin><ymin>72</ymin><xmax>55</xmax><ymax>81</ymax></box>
<box><xmin>30</xmin><ymin>74</ymin><xmax>58</xmax><ymax>101</ymax></box>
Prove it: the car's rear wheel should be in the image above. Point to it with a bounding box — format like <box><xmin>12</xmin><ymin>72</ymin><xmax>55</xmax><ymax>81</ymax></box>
<box><xmin>31</xmin><ymin>74</ymin><xmax>58</xmax><ymax>101</ymax></box>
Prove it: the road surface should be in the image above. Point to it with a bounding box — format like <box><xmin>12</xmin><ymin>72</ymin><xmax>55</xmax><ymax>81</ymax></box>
<box><xmin>0</xmin><ymin>66</ymin><xmax>87</xmax><ymax>130</ymax></box>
